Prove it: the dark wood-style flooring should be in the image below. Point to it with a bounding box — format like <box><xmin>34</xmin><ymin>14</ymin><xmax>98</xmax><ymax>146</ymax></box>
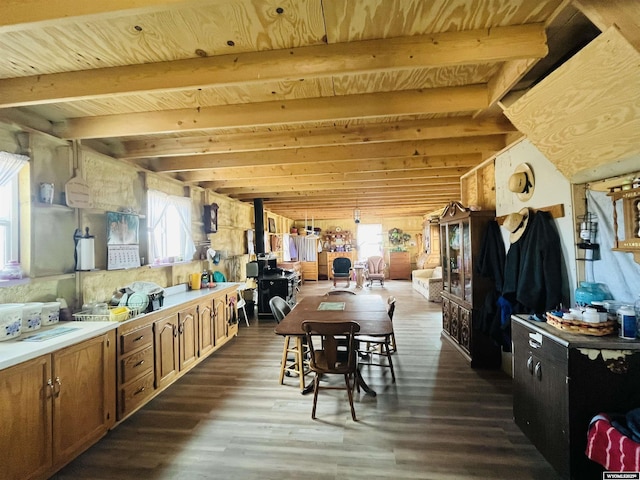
<box><xmin>53</xmin><ymin>280</ymin><xmax>562</xmax><ymax>480</ymax></box>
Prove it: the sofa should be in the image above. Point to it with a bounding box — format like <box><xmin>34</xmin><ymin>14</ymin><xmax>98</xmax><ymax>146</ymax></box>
<box><xmin>412</xmin><ymin>265</ymin><xmax>443</xmax><ymax>302</ymax></box>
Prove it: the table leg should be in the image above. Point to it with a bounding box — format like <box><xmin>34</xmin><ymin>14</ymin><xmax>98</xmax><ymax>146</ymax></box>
<box><xmin>356</xmin><ymin>368</ymin><xmax>376</xmax><ymax>396</ymax></box>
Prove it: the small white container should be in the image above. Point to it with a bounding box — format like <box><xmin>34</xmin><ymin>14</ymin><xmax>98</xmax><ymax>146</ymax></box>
<box><xmin>22</xmin><ymin>302</ymin><xmax>44</xmax><ymax>331</ymax></box>
<box><xmin>41</xmin><ymin>301</ymin><xmax>61</xmax><ymax>326</ymax></box>
<box><xmin>583</xmin><ymin>308</ymin><xmax>600</xmax><ymax>323</ymax></box>
<box><xmin>0</xmin><ymin>303</ymin><xmax>24</xmax><ymax>341</ymax></box>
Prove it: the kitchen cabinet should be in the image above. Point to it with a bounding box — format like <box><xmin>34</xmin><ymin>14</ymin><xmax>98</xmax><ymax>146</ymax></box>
<box><xmin>388</xmin><ymin>251</ymin><xmax>411</xmax><ymax>279</ymax></box>
<box><xmin>117</xmin><ymin>322</ymin><xmax>154</xmax><ymax>419</ymax></box>
<box><xmin>198</xmin><ymin>298</ymin><xmax>215</xmax><ymax>356</ymax></box>
<box><xmin>318</xmin><ymin>251</ymin><xmax>356</xmax><ymax>280</ymax></box>
<box><xmin>0</xmin><ymin>332</ymin><xmax>115</xmax><ymax>480</ymax></box>
<box><xmin>301</xmin><ymin>260</ymin><xmax>318</xmax><ymax>281</ymax></box>
<box><xmin>178</xmin><ymin>305</ymin><xmax>198</xmax><ymax>370</ymax></box>
<box><xmin>439</xmin><ymin>201</ymin><xmax>500</xmax><ymax>368</ymax></box>
<box><xmin>512</xmin><ymin>316</ymin><xmax>640</xmax><ymax>479</ymax></box>
<box><xmin>154</xmin><ymin>313</ymin><xmax>180</xmax><ymax>390</ymax></box>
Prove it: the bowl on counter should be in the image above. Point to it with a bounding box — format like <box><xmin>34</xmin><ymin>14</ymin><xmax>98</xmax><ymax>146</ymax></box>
<box><xmin>41</xmin><ymin>301</ymin><xmax>61</xmax><ymax>326</ymax></box>
<box><xmin>0</xmin><ymin>303</ymin><xmax>24</xmax><ymax>341</ymax></box>
<box><xmin>22</xmin><ymin>302</ymin><xmax>44</xmax><ymax>331</ymax></box>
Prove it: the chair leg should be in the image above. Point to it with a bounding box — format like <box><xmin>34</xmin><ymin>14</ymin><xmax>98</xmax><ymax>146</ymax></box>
<box><xmin>279</xmin><ymin>337</ymin><xmax>291</xmax><ymax>385</ymax></box>
<box><xmin>311</xmin><ymin>374</ymin><xmax>320</xmax><ymax>419</ymax></box>
<box><xmin>389</xmin><ymin>332</ymin><xmax>397</xmax><ymax>353</ymax></box>
<box><xmin>295</xmin><ymin>336</ymin><xmax>306</xmax><ymax>391</ymax></box>
<box><xmin>384</xmin><ymin>337</ymin><xmax>396</xmax><ymax>382</ymax></box>
<box><xmin>345</xmin><ymin>373</ymin><xmax>357</xmax><ymax>421</ymax></box>
<box><xmin>240</xmin><ymin>304</ymin><xmax>250</xmax><ymax>327</ymax></box>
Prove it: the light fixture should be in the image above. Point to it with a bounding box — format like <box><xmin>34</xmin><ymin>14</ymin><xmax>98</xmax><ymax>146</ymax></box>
<box><xmin>354</xmin><ymin>208</ymin><xmax>361</xmax><ymax>224</ymax></box>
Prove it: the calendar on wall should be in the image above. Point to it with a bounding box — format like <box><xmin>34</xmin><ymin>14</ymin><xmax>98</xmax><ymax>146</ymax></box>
<box><xmin>108</xmin><ymin>244</ymin><xmax>141</xmax><ymax>270</ymax></box>
<box><xmin>106</xmin><ymin>211</ymin><xmax>141</xmax><ymax>270</ymax></box>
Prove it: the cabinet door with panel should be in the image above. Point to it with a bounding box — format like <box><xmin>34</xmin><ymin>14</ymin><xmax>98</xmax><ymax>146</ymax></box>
<box><xmin>52</xmin><ymin>333</ymin><xmax>116</xmax><ymax>466</ymax></box>
<box><xmin>154</xmin><ymin>314</ymin><xmax>179</xmax><ymax>389</ymax></box>
<box><xmin>198</xmin><ymin>299</ymin><xmax>215</xmax><ymax>356</ymax></box>
<box><xmin>0</xmin><ymin>332</ymin><xmax>115</xmax><ymax>480</ymax></box>
<box><xmin>0</xmin><ymin>355</ymin><xmax>52</xmax><ymax>480</ymax></box>
<box><xmin>213</xmin><ymin>294</ymin><xmax>228</xmax><ymax>346</ymax></box>
<box><xmin>178</xmin><ymin>305</ymin><xmax>198</xmax><ymax>370</ymax></box>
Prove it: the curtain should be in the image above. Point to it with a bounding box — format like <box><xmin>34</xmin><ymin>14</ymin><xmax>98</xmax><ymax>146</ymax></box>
<box><xmin>147</xmin><ymin>190</ymin><xmax>195</xmax><ymax>262</ymax></box>
<box><xmin>0</xmin><ymin>151</ymin><xmax>29</xmax><ymax>187</ymax></box>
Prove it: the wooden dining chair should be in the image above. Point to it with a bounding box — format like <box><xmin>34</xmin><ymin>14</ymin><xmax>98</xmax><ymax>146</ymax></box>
<box><xmin>270</xmin><ymin>296</ymin><xmax>309</xmax><ymax>390</ymax></box>
<box><xmin>356</xmin><ymin>296</ymin><xmax>397</xmax><ymax>381</ymax></box>
<box><xmin>302</xmin><ymin>320</ymin><xmax>361</xmax><ymax>421</ymax></box>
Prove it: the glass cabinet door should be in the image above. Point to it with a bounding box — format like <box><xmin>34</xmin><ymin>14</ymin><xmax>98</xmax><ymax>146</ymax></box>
<box><xmin>462</xmin><ymin>220</ymin><xmax>471</xmax><ymax>301</ymax></box>
<box><xmin>440</xmin><ymin>224</ymin><xmax>449</xmax><ymax>292</ymax></box>
<box><xmin>448</xmin><ymin>222</ymin><xmax>462</xmax><ymax>298</ymax></box>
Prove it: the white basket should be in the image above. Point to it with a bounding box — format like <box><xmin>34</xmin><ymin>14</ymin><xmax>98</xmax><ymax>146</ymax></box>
<box><xmin>22</xmin><ymin>302</ymin><xmax>44</xmax><ymax>332</ymax></box>
<box><xmin>73</xmin><ymin>306</ymin><xmax>140</xmax><ymax>322</ymax></box>
<box><xmin>41</xmin><ymin>301</ymin><xmax>61</xmax><ymax>326</ymax></box>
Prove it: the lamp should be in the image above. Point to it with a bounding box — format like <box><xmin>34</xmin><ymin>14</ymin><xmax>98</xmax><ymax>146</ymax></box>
<box><xmin>354</xmin><ymin>208</ymin><xmax>361</xmax><ymax>224</ymax></box>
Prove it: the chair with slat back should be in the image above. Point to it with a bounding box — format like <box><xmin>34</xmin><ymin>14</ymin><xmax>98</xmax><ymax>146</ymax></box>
<box><xmin>270</xmin><ymin>296</ymin><xmax>309</xmax><ymax>390</ymax></box>
<box><xmin>332</xmin><ymin>257</ymin><xmax>353</xmax><ymax>288</ymax></box>
<box><xmin>356</xmin><ymin>296</ymin><xmax>397</xmax><ymax>380</ymax></box>
<box><xmin>302</xmin><ymin>320</ymin><xmax>361</xmax><ymax>421</ymax></box>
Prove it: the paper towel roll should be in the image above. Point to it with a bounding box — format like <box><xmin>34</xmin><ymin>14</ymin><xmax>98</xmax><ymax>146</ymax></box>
<box><xmin>76</xmin><ymin>238</ymin><xmax>95</xmax><ymax>270</ymax></box>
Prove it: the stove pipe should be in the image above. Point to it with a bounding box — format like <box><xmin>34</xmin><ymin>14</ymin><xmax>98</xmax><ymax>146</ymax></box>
<box><xmin>254</xmin><ymin>198</ymin><xmax>265</xmax><ymax>254</ymax></box>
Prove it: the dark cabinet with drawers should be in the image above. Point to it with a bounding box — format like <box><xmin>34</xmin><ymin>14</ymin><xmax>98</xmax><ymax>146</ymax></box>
<box><xmin>512</xmin><ymin>316</ymin><xmax>640</xmax><ymax>479</ymax></box>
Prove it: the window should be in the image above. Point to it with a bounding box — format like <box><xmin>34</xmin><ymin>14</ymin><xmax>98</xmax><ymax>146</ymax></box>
<box><xmin>356</xmin><ymin>224</ymin><xmax>383</xmax><ymax>260</ymax></box>
<box><xmin>147</xmin><ymin>190</ymin><xmax>195</xmax><ymax>264</ymax></box>
<box><xmin>0</xmin><ymin>151</ymin><xmax>28</xmax><ymax>269</ymax></box>
<box><xmin>0</xmin><ymin>177</ymin><xmax>19</xmax><ymax>268</ymax></box>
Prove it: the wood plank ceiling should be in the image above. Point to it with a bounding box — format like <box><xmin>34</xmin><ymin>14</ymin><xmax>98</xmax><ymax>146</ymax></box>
<box><xmin>0</xmin><ymin>0</ymin><xmax>590</xmax><ymax>219</ymax></box>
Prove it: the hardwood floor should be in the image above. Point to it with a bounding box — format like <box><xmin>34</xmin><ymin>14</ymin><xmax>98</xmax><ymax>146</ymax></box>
<box><xmin>53</xmin><ymin>280</ymin><xmax>562</xmax><ymax>480</ymax></box>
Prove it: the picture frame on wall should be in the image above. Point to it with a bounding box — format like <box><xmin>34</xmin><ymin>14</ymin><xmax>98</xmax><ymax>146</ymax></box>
<box><xmin>268</xmin><ymin>218</ymin><xmax>276</xmax><ymax>233</ymax></box>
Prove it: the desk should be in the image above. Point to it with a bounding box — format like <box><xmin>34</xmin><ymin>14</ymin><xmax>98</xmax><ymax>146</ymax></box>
<box><xmin>274</xmin><ymin>295</ymin><xmax>393</xmax><ymax>396</ymax></box>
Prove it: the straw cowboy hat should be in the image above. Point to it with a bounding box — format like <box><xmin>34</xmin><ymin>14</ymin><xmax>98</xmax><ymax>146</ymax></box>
<box><xmin>509</xmin><ymin>163</ymin><xmax>535</xmax><ymax>201</ymax></box>
<box><xmin>502</xmin><ymin>207</ymin><xmax>530</xmax><ymax>243</ymax></box>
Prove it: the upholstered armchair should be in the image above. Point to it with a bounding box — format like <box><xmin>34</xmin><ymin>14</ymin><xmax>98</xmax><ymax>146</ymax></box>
<box><xmin>332</xmin><ymin>257</ymin><xmax>353</xmax><ymax>287</ymax></box>
<box><xmin>365</xmin><ymin>256</ymin><xmax>386</xmax><ymax>287</ymax></box>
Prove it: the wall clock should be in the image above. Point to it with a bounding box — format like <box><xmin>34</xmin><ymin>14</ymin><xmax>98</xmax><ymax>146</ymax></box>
<box><xmin>203</xmin><ymin>203</ymin><xmax>219</xmax><ymax>233</ymax></box>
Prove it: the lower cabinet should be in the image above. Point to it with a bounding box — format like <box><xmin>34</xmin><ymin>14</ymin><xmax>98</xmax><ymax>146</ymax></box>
<box><xmin>0</xmin><ymin>332</ymin><xmax>116</xmax><ymax>480</ymax></box>
<box><xmin>117</xmin><ymin>285</ymin><xmax>239</xmax><ymax>421</ymax></box>
<box><xmin>512</xmin><ymin>316</ymin><xmax>640</xmax><ymax>479</ymax></box>
<box><xmin>388</xmin><ymin>251</ymin><xmax>411</xmax><ymax>279</ymax></box>
<box><xmin>441</xmin><ymin>294</ymin><xmax>500</xmax><ymax>368</ymax></box>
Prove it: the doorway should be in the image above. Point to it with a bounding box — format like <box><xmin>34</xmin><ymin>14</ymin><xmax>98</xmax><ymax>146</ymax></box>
<box><xmin>356</xmin><ymin>224</ymin><xmax>383</xmax><ymax>261</ymax></box>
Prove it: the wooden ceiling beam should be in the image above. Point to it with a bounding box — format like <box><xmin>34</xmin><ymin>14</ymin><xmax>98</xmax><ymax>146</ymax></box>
<box><xmin>215</xmin><ymin>176</ymin><xmax>460</xmax><ymax>195</ymax></box>
<box><xmin>231</xmin><ymin>185</ymin><xmax>459</xmax><ymax>199</ymax></box>
<box><xmin>53</xmin><ymin>86</ymin><xmax>489</xmax><ymax>139</ymax></box>
<box><xmin>153</xmin><ymin>136</ymin><xmax>502</xmax><ymax>172</ymax></box>
<box><xmin>204</xmin><ymin>167</ymin><xmax>470</xmax><ymax>189</ymax></box>
<box><xmin>179</xmin><ymin>154</ymin><xmax>481</xmax><ymax>182</ymax></box>
<box><xmin>0</xmin><ymin>24</ymin><xmax>546</xmax><ymax>107</ymax></box>
<box><xmin>120</xmin><ymin>116</ymin><xmax>516</xmax><ymax>159</ymax></box>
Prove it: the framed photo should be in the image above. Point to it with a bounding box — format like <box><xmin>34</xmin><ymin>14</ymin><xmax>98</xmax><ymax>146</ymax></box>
<box><xmin>268</xmin><ymin>218</ymin><xmax>276</xmax><ymax>233</ymax></box>
<box><xmin>203</xmin><ymin>203</ymin><xmax>219</xmax><ymax>234</ymax></box>
<box><xmin>107</xmin><ymin>211</ymin><xmax>139</xmax><ymax>245</ymax></box>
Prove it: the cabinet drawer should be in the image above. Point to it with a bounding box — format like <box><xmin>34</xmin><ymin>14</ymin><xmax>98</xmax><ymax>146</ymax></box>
<box><xmin>512</xmin><ymin>321</ymin><xmax>567</xmax><ymax>366</ymax></box>
<box><xmin>119</xmin><ymin>371</ymin><xmax>155</xmax><ymax>418</ymax></box>
<box><xmin>120</xmin><ymin>324</ymin><xmax>153</xmax><ymax>354</ymax></box>
<box><xmin>120</xmin><ymin>345</ymin><xmax>154</xmax><ymax>384</ymax></box>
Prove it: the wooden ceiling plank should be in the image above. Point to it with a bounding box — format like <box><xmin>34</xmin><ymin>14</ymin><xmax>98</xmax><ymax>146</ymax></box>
<box><xmin>229</xmin><ymin>185</ymin><xmax>459</xmax><ymax>198</ymax></box>
<box><xmin>52</xmin><ymin>86</ymin><xmax>489</xmax><ymax>139</ymax></box>
<box><xmin>0</xmin><ymin>24</ymin><xmax>546</xmax><ymax>107</ymax></box>
<box><xmin>0</xmin><ymin>0</ymin><xmax>213</xmax><ymax>32</ymax></box>
<box><xmin>179</xmin><ymin>154</ymin><xmax>482</xmax><ymax>182</ymax></box>
<box><xmin>574</xmin><ymin>0</ymin><xmax>640</xmax><ymax>51</ymax></box>
<box><xmin>120</xmin><ymin>116</ymin><xmax>516</xmax><ymax>159</ymax></box>
<box><xmin>153</xmin><ymin>136</ymin><xmax>502</xmax><ymax>172</ymax></box>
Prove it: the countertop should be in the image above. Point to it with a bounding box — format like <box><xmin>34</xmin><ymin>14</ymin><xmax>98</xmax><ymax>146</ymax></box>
<box><xmin>0</xmin><ymin>282</ymin><xmax>241</xmax><ymax>371</ymax></box>
<box><xmin>512</xmin><ymin>314</ymin><xmax>640</xmax><ymax>350</ymax></box>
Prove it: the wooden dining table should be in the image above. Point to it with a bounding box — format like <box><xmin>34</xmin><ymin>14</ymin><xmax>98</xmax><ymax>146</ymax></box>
<box><xmin>274</xmin><ymin>294</ymin><xmax>393</xmax><ymax>396</ymax></box>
